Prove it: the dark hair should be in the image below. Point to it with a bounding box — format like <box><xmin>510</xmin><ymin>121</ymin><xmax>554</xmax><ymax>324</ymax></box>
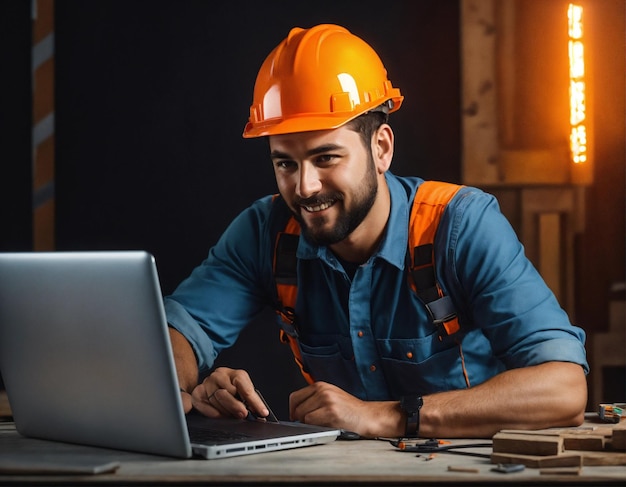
<box><xmin>345</xmin><ymin>109</ymin><xmax>389</xmax><ymax>151</ymax></box>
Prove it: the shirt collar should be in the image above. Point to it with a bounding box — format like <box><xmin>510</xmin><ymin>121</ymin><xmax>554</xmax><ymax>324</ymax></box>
<box><xmin>376</xmin><ymin>173</ymin><xmax>409</xmax><ymax>270</ymax></box>
<box><xmin>296</xmin><ymin>172</ymin><xmax>410</xmax><ymax>271</ymax></box>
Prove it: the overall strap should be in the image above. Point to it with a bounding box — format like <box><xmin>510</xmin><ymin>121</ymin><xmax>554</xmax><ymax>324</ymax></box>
<box><xmin>273</xmin><ymin>210</ymin><xmax>315</xmax><ymax>384</ymax></box>
<box><xmin>408</xmin><ymin>181</ymin><xmax>464</xmax><ymax>338</ymax></box>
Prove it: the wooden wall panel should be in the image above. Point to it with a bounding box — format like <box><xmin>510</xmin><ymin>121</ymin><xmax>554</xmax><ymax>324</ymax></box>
<box><xmin>32</xmin><ymin>0</ymin><xmax>55</xmax><ymax>251</ymax></box>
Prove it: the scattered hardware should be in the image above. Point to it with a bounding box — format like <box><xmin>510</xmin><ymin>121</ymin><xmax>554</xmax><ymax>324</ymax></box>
<box><xmin>599</xmin><ymin>403</ymin><xmax>625</xmax><ymax>424</ymax></box>
<box><xmin>389</xmin><ymin>438</ymin><xmax>492</xmax><ymax>458</ymax></box>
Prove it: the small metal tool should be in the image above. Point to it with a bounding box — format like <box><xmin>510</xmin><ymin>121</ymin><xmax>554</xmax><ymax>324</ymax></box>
<box><xmin>243</xmin><ymin>389</ymin><xmax>279</xmax><ymax>423</ymax></box>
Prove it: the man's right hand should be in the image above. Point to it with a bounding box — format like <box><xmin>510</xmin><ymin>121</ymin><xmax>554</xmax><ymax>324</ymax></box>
<box><xmin>168</xmin><ymin>329</ymin><xmax>270</xmax><ymax>420</ymax></box>
<box><xmin>184</xmin><ymin>367</ymin><xmax>270</xmax><ymax>420</ymax></box>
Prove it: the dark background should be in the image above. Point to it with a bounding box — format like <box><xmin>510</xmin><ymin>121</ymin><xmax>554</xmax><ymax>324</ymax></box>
<box><xmin>55</xmin><ymin>1</ymin><xmax>461</xmax><ymax>418</ymax></box>
<box><xmin>52</xmin><ymin>0</ymin><xmax>461</xmax><ymax>293</ymax></box>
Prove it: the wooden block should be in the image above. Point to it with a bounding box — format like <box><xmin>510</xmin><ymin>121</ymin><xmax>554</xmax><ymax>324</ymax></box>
<box><xmin>447</xmin><ymin>465</ymin><xmax>480</xmax><ymax>473</ymax></box>
<box><xmin>491</xmin><ymin>452</ymin><xmax>582</xmax><ymax>468</ymax></box>
<box><xmin>492</xmin><ymin>432</ymin><xmax>564</xmax><ymax>456</ymax></box>
<box><xmin>539</xmin><ymin>466</ymin><xmax>582</xmax><ymax>476</ymax></box>
<box><xmin>561</xmin><ymin>434</ymin><xmax>606</xmax><ymax>451</ymax></box>
<box><xmin>612</xmin><ymin>426</ymin><xmax>626</xmax><ymax>451</ymax></box>
<box><xmin>580</xmin><ymin>451</ymin><xmax>626</xmax><ymax>466</ymax></box>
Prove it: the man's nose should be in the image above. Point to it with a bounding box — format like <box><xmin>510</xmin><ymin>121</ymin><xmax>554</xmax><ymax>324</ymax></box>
<box><xmin>296</xmin><ymin>164</ymin><xmax>322</xmax><ymax>199</ymax></box>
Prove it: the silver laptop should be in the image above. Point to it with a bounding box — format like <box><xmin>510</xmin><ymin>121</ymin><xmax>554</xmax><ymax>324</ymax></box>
<box><xmin>0</xmin><ymin>251</ymin><xmax>339</xmax><ymax>459</ymax></box>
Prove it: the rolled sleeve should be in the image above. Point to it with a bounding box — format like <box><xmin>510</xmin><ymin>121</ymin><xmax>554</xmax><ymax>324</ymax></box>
<box><xmin>165</xmin><ymin>297</ymin><xmax>217</xmax><ymax>375</ymax></box>
<box><xmin>505</xmin><ymin>336</ymin><xmax>589</xmax><ymax>373</ymax></box>
<box><xmin>441</xmin><ymin>188</ymin><xmax>589</xmax><ymax>374</ymax></box>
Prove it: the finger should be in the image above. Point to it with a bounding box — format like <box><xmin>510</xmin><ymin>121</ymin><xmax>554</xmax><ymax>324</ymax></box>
<box><xmin>210</xmin><ymin>388</ymin><xmax>249</xmax><ymax>419</ymax></box>
<box><xmin>235</xmin><ymin>386</ymin><xmax>269</xmax><ymax>419</ymax></box>
<box><xmin>196</xmin><ymin>369</ymin><xmax>255</xmax><ymax>419</ymax></box>
<box><xmin>190</xmin><ymin>383</ymin><xmax>224</xmax><ymax>418</ymax></box>
<box><xmin>289</xmin><ymin>384</ymin><xmax>319</xmax><ymax>421</ymax></box>
<box><xmin>216</xmin><ymin>369</ymin><xmax>269</xmax><ymax>419</ymax></box>
<box><xmin>210</xmin><ymin>367</ymin><xmax>244</xmax><ymax>396</ymax></box>
<box><xmin>190</xmin><ymin>386</ymin><xmax>246</xmax><ymax>419</ymax></box>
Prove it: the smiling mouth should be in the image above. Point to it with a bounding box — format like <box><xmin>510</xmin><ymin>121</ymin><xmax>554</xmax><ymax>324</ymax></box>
<box><xmin>301</xmin><ymin>200</ymin><xmax>335</xmax><ymax>213</ymax></box>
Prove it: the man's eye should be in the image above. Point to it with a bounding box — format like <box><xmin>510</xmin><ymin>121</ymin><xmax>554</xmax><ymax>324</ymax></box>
<box><xmin>315</xmin><ymin>154</ymin><xmax>336</xmax><ymax>165</ymax></box>
<box><xmin>275</xmin><ymin>160</ymin><xmax>296</xmax><ymax>170</ymax></box>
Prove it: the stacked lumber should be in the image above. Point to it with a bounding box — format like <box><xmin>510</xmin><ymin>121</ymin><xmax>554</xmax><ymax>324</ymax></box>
<box><xmin>491</xmin><ymin>423</ymin><xmax>626</xmax><ymax>468</ymax></box>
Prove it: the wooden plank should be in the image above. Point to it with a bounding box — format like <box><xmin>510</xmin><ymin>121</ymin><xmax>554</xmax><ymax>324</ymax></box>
<box><xmin>492</xmin><ymin>450</ymin><xmax>626</xmax><ymax>467</ymax></box>
<box><xmin>539</xmin><ymin>466</ymin><xmax>582</xmax><ymax>476</ymax></box>
<box><xmin>499</xmin><ymin>425</ymin><xmax>620</xmax><ymax>451</ymax></box>
<box><xmin>460</xmin><ymin>0</ymin><xmax>499</xmax><ymax>185</ymax></box>
<box><xmin>538</xmin><ymin>212</ymin><xmax>562</xmax><ymax>301</ymax></box>
<box><xmin>492</xmin><ymin>432</ymin><xmax>564</xmax><ymax>456</ymax></box>
<box><xmin>499</xmin><ymin>427</ymin><xmax>614</xmax><ymax>438</ymax></box>
<box><xmin>491</xmin><ymin>452</ymin><xmax>582</xmax><ymax>468</ymax></box>
<box><xmin>580</xmin><ymin>451</ymin><xmax>626</xmax><ymax>466</ymax></box>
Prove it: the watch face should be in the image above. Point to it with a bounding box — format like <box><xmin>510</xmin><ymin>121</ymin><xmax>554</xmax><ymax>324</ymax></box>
<box><xmin>401</xmin><ymin>395</ymin><xmax>423</xmax><ymax>412</ymax></box>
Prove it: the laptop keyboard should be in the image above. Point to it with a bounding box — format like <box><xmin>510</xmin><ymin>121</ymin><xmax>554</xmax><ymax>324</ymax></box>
<box><xmin>188</xmin><ymin>426</ymin><xmax>252</xmax><ymax>443</ymax></box>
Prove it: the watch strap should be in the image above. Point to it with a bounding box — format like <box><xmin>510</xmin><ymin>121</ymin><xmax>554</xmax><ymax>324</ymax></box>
<box><xmin>400</xmin><ymin>395</ymin><xmax>423</xmax><ymax>438</ymax></box>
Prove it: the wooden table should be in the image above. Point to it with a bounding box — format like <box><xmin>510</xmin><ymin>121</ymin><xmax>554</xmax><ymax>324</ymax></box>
<box><xmin>1</xmin><ymin>420</ymin><xmax>625</xmax><ymax>486</ymax></box>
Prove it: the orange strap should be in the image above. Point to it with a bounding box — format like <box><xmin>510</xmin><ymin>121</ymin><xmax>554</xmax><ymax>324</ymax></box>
<box><xmin>408</xmin><ymin>181</ymin><xmax>464</xmax><ymax>336</ymax></box>
<box><xmin>274</xmin><ymin>216</ymin><xmax>300</xmax><ymax>309</ymax></box>
<box><xmin>273</xmin><ymin>215</ymin><xmax>315</xmax><ymax>384</ymax></box>
<box><xmin>408</xmin><ymin>181</ymin><xmax>463</xmax><ymax>260</ymax></box>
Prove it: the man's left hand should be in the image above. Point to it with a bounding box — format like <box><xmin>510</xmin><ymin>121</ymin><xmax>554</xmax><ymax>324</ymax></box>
<box><xmin>289</xmin><ymin>381</ymin><xmax>403</xmax><ymax>438</ymax></box>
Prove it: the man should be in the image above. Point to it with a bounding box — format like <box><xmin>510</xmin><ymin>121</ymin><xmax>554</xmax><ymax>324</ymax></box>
<box><xmin>165</xmin><ymin>24</ymin><xmax>588</xmax><ymax>439</ymax></box>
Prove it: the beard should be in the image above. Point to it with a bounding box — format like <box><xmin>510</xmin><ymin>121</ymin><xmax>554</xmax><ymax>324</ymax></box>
<box><xmin>292</xmin><ymin>156</ymin><xmax>378</xmax><ymax>247</ymax></box>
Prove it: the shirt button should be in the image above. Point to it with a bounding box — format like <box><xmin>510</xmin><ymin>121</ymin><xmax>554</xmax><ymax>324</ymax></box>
<box><xmin>369</xmin><ymin>364</ymin><xmax>377</xmax><ymax>372</ymax></box>
<box><xmin>406</xmin><ymin>352</ymin><xmax>413</xmax><ymax>359</ymax></box>
<box><xmin>357</xmin><ymin>331</ymin><xmax>364</xmax><ymax>338</ymax></box>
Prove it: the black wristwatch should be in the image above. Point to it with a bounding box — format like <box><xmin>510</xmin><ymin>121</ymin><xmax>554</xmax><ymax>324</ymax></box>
<box><xmin>400</xmin><ymin>395</ymin><xmax>423</xmax><ymax>438</ymax></box>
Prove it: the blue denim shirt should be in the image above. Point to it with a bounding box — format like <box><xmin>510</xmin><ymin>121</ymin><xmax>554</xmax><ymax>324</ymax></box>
<box><xmin>165</xmin><ymin>173</ymin><xmax>588</xmax><ymax>400</ymax></box>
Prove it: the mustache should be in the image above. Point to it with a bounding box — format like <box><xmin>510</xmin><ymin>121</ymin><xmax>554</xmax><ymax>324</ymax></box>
<box><xmin>294</xmin><ymin>193</ymin><xmax>343</xmax><ymax>207</ymax></box>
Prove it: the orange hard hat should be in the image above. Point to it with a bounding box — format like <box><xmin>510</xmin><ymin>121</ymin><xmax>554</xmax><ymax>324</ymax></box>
<box><xmin>243</xmin><ymin>24</ymin><xmax>403</xmax><ymax>138</ymax></box>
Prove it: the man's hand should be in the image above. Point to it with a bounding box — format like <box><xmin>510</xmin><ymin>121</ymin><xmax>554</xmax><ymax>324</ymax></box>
<box><xmin>289</xmin><ymin>381</ymin><xmax>404</xmax><ymax>438</ymax></box>
<box><xmin>184</xmin><ymin>367</ymin><xmax>270</xmax><ymax>420</ymax></box>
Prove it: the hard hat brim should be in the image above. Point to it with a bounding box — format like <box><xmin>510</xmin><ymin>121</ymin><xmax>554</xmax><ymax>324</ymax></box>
<box><xmin>243</xmin><ymin>96</ymin><xmax>403</xmax><ymax>138</ymax></box>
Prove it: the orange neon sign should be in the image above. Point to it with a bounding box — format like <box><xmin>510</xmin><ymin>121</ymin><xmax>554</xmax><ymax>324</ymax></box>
<box><xmin>568</xmin><ymin>4</ymin><xmax>587</xmax><ymax>164</ymax></box>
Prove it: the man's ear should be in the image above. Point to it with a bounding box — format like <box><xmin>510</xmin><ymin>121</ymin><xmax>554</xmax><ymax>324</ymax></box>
<box><xmin>372</xmin><ymin>124</ymin><xmax>394</xmax><ymax>174</ymax></box>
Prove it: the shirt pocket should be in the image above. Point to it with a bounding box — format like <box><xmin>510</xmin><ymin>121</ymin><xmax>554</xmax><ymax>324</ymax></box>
<box><xmin>299</xmin><ymin>340</ymin><xmax>365</xmax><ymax>398</ymax></box>
<box><xmin>376</xmin><ymin>334</ymin><xmax>464</xmax><ymax>397</ymax></box>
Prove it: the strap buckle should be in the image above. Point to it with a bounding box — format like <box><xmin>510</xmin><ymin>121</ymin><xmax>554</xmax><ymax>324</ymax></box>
<box><xmin>425</xmin><ymin>295</ymin><xmax>460</xmax><ymax>337</ymax></box>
